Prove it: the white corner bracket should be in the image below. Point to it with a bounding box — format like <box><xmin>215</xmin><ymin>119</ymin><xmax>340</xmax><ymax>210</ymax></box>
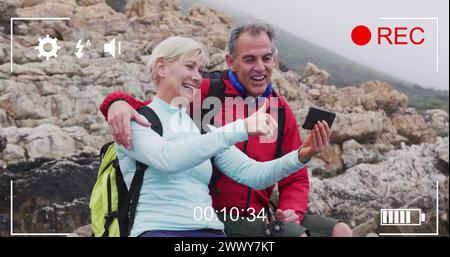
<box><xmin>379</xmin><ymin>180</ymin><xmax>440</xmax><ymax>236</ymax></box>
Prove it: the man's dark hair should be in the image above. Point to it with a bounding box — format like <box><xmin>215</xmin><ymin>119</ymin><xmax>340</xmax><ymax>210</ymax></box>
<box><xmin>226</xmin><ymin>21</ymin><xmax>278</xmax><ymax>60</ymax></box>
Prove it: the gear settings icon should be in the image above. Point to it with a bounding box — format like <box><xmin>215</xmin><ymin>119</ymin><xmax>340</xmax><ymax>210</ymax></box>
<box><xmin>34</xmin><ymin>34</ymin><xmax>61</xmax><ymax>61</ymax></box>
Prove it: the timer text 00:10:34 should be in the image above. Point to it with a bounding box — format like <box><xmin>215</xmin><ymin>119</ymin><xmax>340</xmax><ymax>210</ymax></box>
<box><xmin>193</xmin><ymin>207</ymin><xmax>266</xmax><ymax>222</ymax></box>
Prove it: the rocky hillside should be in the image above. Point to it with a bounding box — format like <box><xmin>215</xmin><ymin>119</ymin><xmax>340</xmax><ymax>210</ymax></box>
<box><xmin>0</xmin><ymin>0</ymin><xmax>448</xmax><ymax>237</ymax></box>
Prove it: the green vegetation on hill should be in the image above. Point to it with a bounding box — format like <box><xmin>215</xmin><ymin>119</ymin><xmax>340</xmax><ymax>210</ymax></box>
<box><xmin>409</xmin><ymin>94</ymin><xmax>449</xmax><ymax>113</ymax></box>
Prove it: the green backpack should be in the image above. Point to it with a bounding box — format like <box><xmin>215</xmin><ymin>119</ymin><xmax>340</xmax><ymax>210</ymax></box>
<box><xmin>89</xmin><ymin>106</ymin><xmax>163</xmax><ymax>237</ymax></box>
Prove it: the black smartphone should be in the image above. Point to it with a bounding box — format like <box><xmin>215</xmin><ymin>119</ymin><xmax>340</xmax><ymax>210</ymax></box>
<box><xmin>302</xmin><ymin>107</ymin><xmax>336</xmax><ymax>130</ymax></box>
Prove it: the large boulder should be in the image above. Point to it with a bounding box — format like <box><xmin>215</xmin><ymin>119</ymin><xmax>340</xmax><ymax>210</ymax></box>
<box><xmin>15</xmin><ymin>1</ymin><xmax>77</xmax><ymax>18</ymax></box>
<box><xmin>309</xmin><ymin>144</ymin><xmax>343</xmax><ymax>178</ymax></box>
<box><xmin>125</xmin><ymin>0</ymin><xmax>181</xmax><ymax>18</ymax></box>
<box><xmin>0</xmin><ymin>81</ymin><xmax>51</xmax><ymax>120</ymax></box>
<box><xmin>341</xmin><ymin>139</ymin><xmax>382</xmax><ymax>169</ymax></box>
<box><xmin>391</xmin><ymin>112</ymin><xmax>436</xmax><ymax>145</ymax></box>
<box><xmin>271</xmin><ymin>69</ymin><xmax>300</xmax><ymax>100</ymax></box>
<box><xmin>188</xmin><ymin>4</ymin><xmax>233</xmax><ymax>28</ymax></box>
<box><xmin>302</xmin><ymin>62</ymin><xmax>330</xmax><ymax>86</ymax></box>
<box><xmin>318</xmin><ymin>80</ymin><xmax>408</xmax><ymax>115</ymax></box>
<box><xmin>76</xmin><ymin>0</ymin><xmax>104</xmax><ymax>6</ymax></box>
<box><xmin>0</xmin><ymin>124</ymin><xmax>105</xmax><ymax>166</ymax></box>
<box><xmin>330</xmin><ymin>111</ymin><xmax>385</xmax><ymax>144</ymax></box>
<box><xmin>1</xmin><ymin>144</ymin><xmax>26</xmax><ymax>165</ymax></box>
<box><xmin>424</xmin><ymin>109</ymin><xmax>449</xmax><ymax>137</ymax></box>
<box><xmin>359</xmin><ymin>81</ymin><xmax>408</xmax><ymax>115</ymax></box>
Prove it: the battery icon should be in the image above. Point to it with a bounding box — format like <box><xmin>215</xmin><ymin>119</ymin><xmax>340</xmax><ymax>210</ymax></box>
<box><xmin>380</xmin><ymin>209</ymin><xmax>426</xmax><ymax>226</ymax></box>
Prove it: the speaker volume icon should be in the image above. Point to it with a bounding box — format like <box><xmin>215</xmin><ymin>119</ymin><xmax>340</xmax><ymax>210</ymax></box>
<box><xmin>104</xmin><ymin>38</ymin><xmax>121</xmax><ymax>58</ymax></box>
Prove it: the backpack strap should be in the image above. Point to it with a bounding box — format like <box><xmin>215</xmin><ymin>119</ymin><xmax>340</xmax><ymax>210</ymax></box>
<box><xmin>125</xmin><ymin>161</ymin><xmax>146</xmax><ymax>235</ymax></box>
<box><xmin>275</xmin><ymin>106</ymin><xmax>285</xmax><ymax>158</ymax></box>
<box><xmin>202</xmin><ymin>70</ymin><xmax>224</xmax><ymax>80</ymax></box>
<box><xmin>267</xmin><ymin>91</ymin><xmax>286</xmax><ymax>219</ymax></box>
<box><xmin>102</xmin><ymin>168</ymin><xmax>116</xmax><ymax>237</ymax></box>
<box><xmin>202</xmin><ymin>78</ymin><xmax>227</xmax><ymax>193</ymax></box>
<box><xmin>270</xmin><ymin>89</ymin><xmax>286</xmax><ymax>159</ymax></box>
<box><xmin>118</xmin><ymin>105</ymin><xmax>163</xmax><ymax>236</ymax></box>
<box><xmin>136</xmin><ymin>106</ymin><xmax>163</xmax><ymax>136</ymax></box>
<box><xmin>100</xmin><ymin>141</ymin><xmax>114</xmax><ymax>161</ymax></box>
<box><xmin>200</xmin><ymin>78</ymin><xmax>226</xmax><ymax>134</ymax></box>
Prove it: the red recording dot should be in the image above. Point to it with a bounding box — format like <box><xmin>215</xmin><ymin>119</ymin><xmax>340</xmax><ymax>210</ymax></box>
<box><xmin>351</xmin><ymin>25</ymin><xmax>371</xmax><ymax>46</ymax></box>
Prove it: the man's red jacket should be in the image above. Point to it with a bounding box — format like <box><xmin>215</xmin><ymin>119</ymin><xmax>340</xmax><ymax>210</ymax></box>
<box><xmin>100</xmin><ymin>74</ymin><xmax>310</xmax><ymax>220</ymax></box>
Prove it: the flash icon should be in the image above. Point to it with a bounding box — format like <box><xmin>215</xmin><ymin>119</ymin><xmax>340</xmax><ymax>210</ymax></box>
<box><xmin>75</xmin><ymin>39</ymin><xmax>91</xmax><ymax>59</ymax></box>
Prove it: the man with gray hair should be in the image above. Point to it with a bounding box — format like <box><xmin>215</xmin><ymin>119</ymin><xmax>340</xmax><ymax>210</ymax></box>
<box><xmin>100</xmin><ymin>21</ymin><xmax>352</xmax><ymax>237</ymax></box>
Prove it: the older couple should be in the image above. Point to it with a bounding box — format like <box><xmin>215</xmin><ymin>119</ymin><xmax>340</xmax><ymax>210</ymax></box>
<box><xmin>100</xmin><ymin>22</ymin><xmax>351</xmax><ymax>237</ymax></box>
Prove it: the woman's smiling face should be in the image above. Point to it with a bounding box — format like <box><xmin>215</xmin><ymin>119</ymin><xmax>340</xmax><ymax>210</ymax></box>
<box><xmin>162</xmin><ymin>56</ymin><xmax>204</xmax><ymax>103</ymax></box>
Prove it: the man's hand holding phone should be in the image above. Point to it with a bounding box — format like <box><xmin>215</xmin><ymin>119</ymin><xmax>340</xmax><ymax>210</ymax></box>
<box><xmin>298</xmin><ymin>120</ymin><xmax>331</xmax><ymax>163</ymax></box>
<box><xmin>297</xmin><ymin>107</ymin><xmax>335</xmax><ymax>163</ymax></box>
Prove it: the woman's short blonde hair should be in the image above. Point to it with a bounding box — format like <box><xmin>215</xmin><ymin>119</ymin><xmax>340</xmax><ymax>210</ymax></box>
<box><xmin>147</xmin><ymin>36</ymin><xmax>209</xmax><ymax>83</ymax></box>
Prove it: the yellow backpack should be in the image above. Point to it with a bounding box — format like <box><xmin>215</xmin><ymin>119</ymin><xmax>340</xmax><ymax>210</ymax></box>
<box><xmin>89</xmin><ymin>106</ymin><xmax>162</xmax><ymax>237</ymax></box>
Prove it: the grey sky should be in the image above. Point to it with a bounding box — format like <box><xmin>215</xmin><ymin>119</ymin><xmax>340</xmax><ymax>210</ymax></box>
<box><xmin>209</xmin><ymin>0</ymin><xmax>449</xmax><ymax>91</ymax></box>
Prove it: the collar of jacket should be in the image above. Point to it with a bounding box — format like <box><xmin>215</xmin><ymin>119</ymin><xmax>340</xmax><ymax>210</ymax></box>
<box><xmin>227</xmin><ymin>70</ymin><xmax>273</xmax><ymax>99</ymax></box>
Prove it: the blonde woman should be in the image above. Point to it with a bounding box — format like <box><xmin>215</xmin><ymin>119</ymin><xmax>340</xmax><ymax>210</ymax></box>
<box><xmin>116</xmin><ymin>36</ymin><xmax>331</xmax><ymax>237</ymax></box>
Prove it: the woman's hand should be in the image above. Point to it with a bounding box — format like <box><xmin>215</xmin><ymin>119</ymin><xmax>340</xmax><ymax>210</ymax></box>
<box><xmin>298</xmin><ymin>120</ymin><xmax>331</xmax><ymax>163</ymax></box>
<box><xmin>108</xmin><ymin>100</ymin><xmax>151</xmax><ymax>149</ymax></box>
<box><xmin>244</xmin><ymin>100</ymin><xmax>278</xmax><ymax>137</ymax></box>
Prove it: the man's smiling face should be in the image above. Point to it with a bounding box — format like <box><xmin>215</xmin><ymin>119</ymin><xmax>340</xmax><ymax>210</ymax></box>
<box><xmin>226</xmin><ymin>31</ymin><xmax>275</xmax><ymax>98</ymax></box>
